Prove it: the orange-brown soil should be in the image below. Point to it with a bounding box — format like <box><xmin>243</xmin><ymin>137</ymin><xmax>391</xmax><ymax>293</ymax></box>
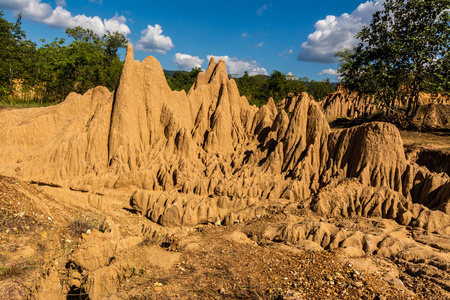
<box><xmin>0</xmin><ymin>45</ymin><xmax>448</xmax><ymax>299</ymax></box>
<box><xmin>2</xmin><ymin>175</ymin><xmax>447</xmax><ymax>300</ymax></box>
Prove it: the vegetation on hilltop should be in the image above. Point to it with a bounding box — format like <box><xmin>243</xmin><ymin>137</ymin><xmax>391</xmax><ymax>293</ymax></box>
<box><xmin>165</xmin><ymin>69</ymin><xmax>335</xmax><ymax>107</ymax></box>
<box><xmin>337</xmin><ymin>0</ymin><xmax>450</xmax><ymax>118</ymax></box>
<box><xmin>165</xmin><ymin>68</ymin><xmax>202</xmax><ymax>92</ymax></box>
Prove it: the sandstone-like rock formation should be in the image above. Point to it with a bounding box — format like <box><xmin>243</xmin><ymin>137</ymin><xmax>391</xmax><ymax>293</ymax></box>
<box><xmin>0</xmin><ymin>45</ymin><xmax>448</xmax><ymax>230</ymax></box>
<box><xmin>320</xmin><ymin>87</ymin><xmax>377</xmax><ymax>121</ymax></box>
<box><xmin>1</xmin><ymin>45</ymin><xmax>449</xmax><ymax>298</ymax></box>
<box><xmin>321</xmin><ymin>85</ymin><xmax>450</xmax><ymax>130</ymax></box>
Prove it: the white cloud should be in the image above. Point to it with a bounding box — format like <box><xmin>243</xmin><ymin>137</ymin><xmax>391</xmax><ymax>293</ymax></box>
<box><xmin>89</xmin><ymin>0</ymin><xmax>103</xmax><ymax>4</ymax></box>
<box><xmin>0</xmin><ymin>0</ymin><xmax>53</xmax><ymax>20</ymax></box>
<box><xmin>55</xmin><ymin>0</ymin><xmax>66</xmax><ymax>7</ymax></box>
<box><xmin>298</xmin><ymin>0</ymin><xmax>384</xmax><ymax>63</ymax></box>
<box><xmin>206</xmin><ymin>55</ymin><xmax>268</xmax><ymax>77</ymax></box>
<box><xmin>0</xmin><ymin>0</ymin><xmax>131</xmax><ymax>36</ymax></box>
<box><xmin>241</xmin><ymin>32</ymin><xmax>248</xmax><ymax>38</ymax></box>
<box><xmin>135</xmin><ymin>24</ymin><xmax>174</xmax><ymax>54</ymax></box>
<box><xmin>104</xmin><ymin>13</ymin><xmax>131</xmax><ymax>35</ymax></box>
<box><xmin>278</xmin><ymin>47</ymin><xmax>294</xmax><ymax>59</ymax></box>
<box><xmin>287</xmin><ymin>72</ymin><xmax>293</xmax><ymax>76</ymax></box>
<box><xmin>256</xmin><ymin>42</ymin><xmax>264</xmax><ymax>48</ymax></box>
<box><xmin>173</xmin><ymin>53</ymin><xmax>204</xmax><ymax>71</ymax></box>
<box><xmin>256</xmin><ymin>4</ymin><xmax>267</xmax><ymax>16</ymax></box>
<box><xmin>319</xmin><ymin>68</ymin><xmax>338</xmax><ymax>76</ymax></box>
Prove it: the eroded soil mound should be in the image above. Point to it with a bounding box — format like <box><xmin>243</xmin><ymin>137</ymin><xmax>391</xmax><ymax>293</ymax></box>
<box><xmin>0</xmin><ymin>45</ymin><xmax>449</xmax><ymax>299</ymax></box>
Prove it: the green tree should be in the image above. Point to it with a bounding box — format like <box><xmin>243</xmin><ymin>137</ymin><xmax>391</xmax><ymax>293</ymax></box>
<box><xmin>166</xmin><ymin>67</ymin><xmax>202</xmax><ymax>92</ymax></box>
<box><xmin>34</xmin><ymin>38</ymin><xmax>73</xmax><ymax>102</ymax></box>
<box><xmin>337</xmin><ymin>0</ymin><xmax>450</xmax><ymax>117</ymax></box>
<box><xmin>0</xmin><ymin>12</ymin><xmax>37</xmax><ymax>101</ymax></box>
<box><xmin>234</xmin><ymin>71</ymin><xmax>309</xmax><ymax>107</ymax></box>
<box><xmin>307</xmin><ymin>79</ymin><xmax>335</xmax><ymax>101</ymax></box>
<box><xmin>0</xmin><ymin>15</ymin><xmax>128</xmax><ymax>105</ymax></box>
<box><xmin>31</xmin><ymin>27</ymin><xmax>128</xmax><ymax>102</ymax></box>
<box><xmin>65</xmin><ymin>26</ymin><xmax>128</xmax><ymax>94</ymax></box>
<box><xmin>267</xmin><ymin>70</ymin><xmax>288</xmax><ymax>103</ymax></box>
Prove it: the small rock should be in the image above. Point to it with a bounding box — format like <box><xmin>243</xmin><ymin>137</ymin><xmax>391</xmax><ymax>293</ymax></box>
<box><xmin>153</xmin><ymin>282</ymin><xmax>163</xmax><ymax>293</ymax></box>
<box><xmin>68</xmin><ymin>279</ymin><xmax>81</xmax><ymax>288</ymax></box>
<box><xmin>283</xmin><ymin>290</ymin><xmax>302</xmax><ymax>299</ymax></box>
<box><xmin>218</xmin><ymin>287</ymin><xmax>226</xmax><ymax>294</ymax></box>
<box><xmin>353</xmin><ymin>282</ymin><xmax>363</xmax><ymax>288</ymax></box>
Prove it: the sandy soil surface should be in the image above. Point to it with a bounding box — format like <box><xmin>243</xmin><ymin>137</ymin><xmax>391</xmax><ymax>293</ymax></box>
<box><xmin>400</xmin><ymin>130</ymin><xmax>450</xmax><ymax>151</ymax></box>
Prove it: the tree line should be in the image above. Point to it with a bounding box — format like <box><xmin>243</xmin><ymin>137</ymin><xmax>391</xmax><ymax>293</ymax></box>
<box><xmin>165</xmin><ymin>69</ymin><xmax>335</xmax><ymax>107</ymax></box>
<box><xmin>0</xmin><ymin>11</ymin><xmax>127</xmax><ymax>105</ymax></box>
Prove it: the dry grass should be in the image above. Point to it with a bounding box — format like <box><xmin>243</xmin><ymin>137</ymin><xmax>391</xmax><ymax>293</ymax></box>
<box><xmin>0</xmin><ymin>262</ymin><xmax>33</xmax><ymax>280</ymax></box>
<box><xmin>139</xmin><ymin>232</ymin><xmax>182</xmax><ymax>252</ymax></box>
<box><xmin>67</xmin><ymin>213</ymin><xmax>107</xmax><ymax>239</ymax></box>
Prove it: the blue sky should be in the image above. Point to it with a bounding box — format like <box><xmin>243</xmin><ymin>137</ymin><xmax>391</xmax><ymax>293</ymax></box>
<box><xmin>0</xmin><ymin>0</ymin><xmax>385</xmax><ymax>81</ymax></box>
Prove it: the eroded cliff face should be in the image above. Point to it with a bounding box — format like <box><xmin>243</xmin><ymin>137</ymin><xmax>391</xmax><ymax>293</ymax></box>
<box><xmin>2</xmin><ymin>45</ymin><xmax>450</xmax><ymax>298</ymax></box>
<box><xmin>321</xmin><ymin>85</ymin><xmax>450</xmax><ymax>130</ymax></box>
<box><xmin>0</xmin><ymin>45</ymin><xmax>448</xmax><ymax>229</ymax></box>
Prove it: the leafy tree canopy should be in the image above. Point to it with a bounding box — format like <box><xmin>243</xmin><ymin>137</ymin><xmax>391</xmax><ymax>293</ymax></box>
<box><xmin>165</xmin><ymin>67</ymin><xmax>202</xmax><ymax>92</ymax></box>
<box><xmin>0</xmin><ymin>12</ymin><xmax>127</xmax><ymax>105</ymax></box>
<box><xmin>337</xmin><ymin>0</ymin><xmax>450</xmax><ymax>117</ymax></box>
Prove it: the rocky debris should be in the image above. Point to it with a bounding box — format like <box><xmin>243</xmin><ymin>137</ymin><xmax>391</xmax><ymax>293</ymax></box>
<box><xmin>119</xmin><ymin>221</ymin><xmax>420</xmax><ymax>300</ymax></box>
<box><xmin>0</xmin><ymin>172</ymin><xmax>448</xmax><ymax>299</ymax></box>
<box><xmin>265</xmin><ymin>214</ymin><xmax>450</xmax><ymax>296</ymax></box>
